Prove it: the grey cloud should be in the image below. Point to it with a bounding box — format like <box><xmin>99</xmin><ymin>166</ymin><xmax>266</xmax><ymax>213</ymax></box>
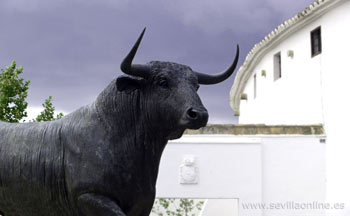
<box><xmin>160</xmin><ymin>0</ymin><xmax>273</xmax><ymax>34</ymax></box>
<box><xmin>0</xmin><ymin>0</ymin><xmax>314</xmax><ymax>122</ymax></box>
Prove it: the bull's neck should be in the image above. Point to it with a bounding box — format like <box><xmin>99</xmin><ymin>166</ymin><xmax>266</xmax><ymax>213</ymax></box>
<box><xmin>94</xmin><ymin>84</ymin><xmax>168</xmax><ymax>157</ymax></box>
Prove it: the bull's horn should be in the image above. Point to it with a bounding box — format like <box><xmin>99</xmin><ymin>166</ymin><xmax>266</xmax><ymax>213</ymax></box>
<box><xmin>120</xmin><ymin>27</ymin><xmax>151</xmax><ymax>79</ymax></box>
<box><xmin>195</xmin><ymin>45</ymin><xmax>239</xmax><ymax>85</ymax></box>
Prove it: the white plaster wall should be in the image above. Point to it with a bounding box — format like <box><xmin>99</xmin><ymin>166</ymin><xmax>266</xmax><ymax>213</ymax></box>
<box><xmin>155</xmin><ymin>135</ymin><xmax>326</xmax><ymax>216</ymax></box>
<box><xmin>261</xmin><ymin>136</ymin><xmax>326</xmax><ymax>216</ymax></box>
<box><xmin>200</xmin><ymin>199</ymin><xmax>239</xmax><ymax>216</ymax></box>
<box><xmin>318</xmin><ymin>1</ymin><xmax>350</xmax><ymax>216</ymax></box>
<box><xmin>238</xmin><ymin>8</ymin><xmax>342</xmax><ymax>124</ymax></box>
<box><xmin>240</xmin><ymin>1</ymin><xmax>350</xmax><ymax>215</ymax></box>
<box><xmin>156</xmin><ymin>135</ymin><xmax>262</xmax><ymax>216</ymax></box>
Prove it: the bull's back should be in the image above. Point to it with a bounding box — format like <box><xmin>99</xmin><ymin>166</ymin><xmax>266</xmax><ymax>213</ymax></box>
<box><xmin>0</xmin><ymin>121</ymin><xmax>73</xmax><ymax>216</ymax></box>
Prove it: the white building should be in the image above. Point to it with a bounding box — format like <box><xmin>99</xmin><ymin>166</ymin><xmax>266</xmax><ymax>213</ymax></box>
<box><xmin>155</xmin><ymin>0</ymin><xmax>349</xmax><ymax>215</ymax></box>
<box><xmin>230</xmin><ymin>0</ymin><xmax>349</xmax><ymax>125</ymax></box>
<box><xmin>229</xmin><ymin>0</ymin><xmax>350</xmax><ymax>215</ymax></box>
<box><xmin>155</xmin><ymin>126</ymin><xmax>325</xmax><ymax>216</ymax></box>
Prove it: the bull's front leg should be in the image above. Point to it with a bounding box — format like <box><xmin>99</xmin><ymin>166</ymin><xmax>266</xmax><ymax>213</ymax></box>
<box><xmin>77</xmin><ymin>193</ymin><xmax>126</xmax><ymax>216</ymax></box>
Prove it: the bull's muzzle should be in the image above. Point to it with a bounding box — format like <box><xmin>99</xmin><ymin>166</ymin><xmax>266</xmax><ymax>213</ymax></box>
<box><xmin>182</xmin><ymin>107</ymin><xmax>209</xmax><ymax>129</ymax></box>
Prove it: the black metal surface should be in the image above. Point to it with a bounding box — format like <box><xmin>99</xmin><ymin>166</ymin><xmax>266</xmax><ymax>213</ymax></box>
<box><xmin>0</xmin><ymin>29</ymin><xmax>238</xmax><ymax>216</ymax></box>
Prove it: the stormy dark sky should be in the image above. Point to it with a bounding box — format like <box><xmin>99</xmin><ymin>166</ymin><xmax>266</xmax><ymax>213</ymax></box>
<box><xmin>0</xmin><ymin>0</ymin><xmax>314</xmax><ymax>123</ymax></box>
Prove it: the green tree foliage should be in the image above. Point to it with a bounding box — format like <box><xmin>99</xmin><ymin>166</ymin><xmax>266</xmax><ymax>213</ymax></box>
<box><xmin>0</xmin><ymin>60</ymin><xmax>63</xmax><ymax>123</ymax></box>
<box><xmin>0</xmin><ymin>61</ymin><xmax>30</xmax><ymax>122</ymax></box>
<box><xmin>34</xmin><ymin>96</ymin><xmax>63</xmax><ymax>122</ymax></box>
<box><xmin>152</xmin><ymin>198</ymin><xmax>204</xmax><ymax>216</ymax></box>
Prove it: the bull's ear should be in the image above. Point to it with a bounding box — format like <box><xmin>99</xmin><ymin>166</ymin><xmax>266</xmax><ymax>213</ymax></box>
<box><xmin>116</xmin><ymin>76</ymin><xmax>146</xmax><ymax>92</ymax></box>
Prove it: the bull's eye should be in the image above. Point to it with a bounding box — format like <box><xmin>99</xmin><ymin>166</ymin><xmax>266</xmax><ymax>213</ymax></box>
<box><xmin>157</xmin><ymin>77</ymin><xmax>168</xmax><ymax>88</ymax></box>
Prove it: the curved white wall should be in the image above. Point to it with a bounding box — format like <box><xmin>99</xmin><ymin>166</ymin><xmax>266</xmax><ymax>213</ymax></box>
<box><xmin>235</xmin><ymin>1</ymin><xmax>350</xmax><ymax>215</ymax></box>
<box><xmin>237</xmin><ymin>2</ymin><xmax>350</xmax><ymax>125</ymax></box>
<box><xmin>319</xmin><ymin>1</ymin><xmax>350</xmax><ymax>216</ymax></box>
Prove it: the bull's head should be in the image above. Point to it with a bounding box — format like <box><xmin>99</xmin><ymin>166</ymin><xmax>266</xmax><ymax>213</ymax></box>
<box><xmin>118</xmin><ymin>28</ymin><xmax>239</xmax><ymax>139</ymax></box>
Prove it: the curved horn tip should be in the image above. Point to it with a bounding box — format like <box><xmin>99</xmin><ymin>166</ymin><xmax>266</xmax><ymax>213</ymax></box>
<box><xmin>195</xmin><ymin>43</ymin><xmax>240</xmax><ymax>85</ymax></box>
<box><xmin>120</xmin><ymin>27</ymin><xmax>151</xmax><ymax>78</ymax></box>
<box><xmin>235</xmin><ymin>44</ymin><xmax>240</xmax><ymax>56</ymax></box>
<box><xmin>135</xmin><ymin>27</ymin><xmax>147</xmax><ymax>47</ymax></box>
<box><xmin>120</xmin><ymin>27</ymin><xmax>147</xmax><ymax>73</ymax></box>
<box><xmin>140</xmin><ymin>27</ymin><xmax>146</xmax><ymax>38</ymax></box>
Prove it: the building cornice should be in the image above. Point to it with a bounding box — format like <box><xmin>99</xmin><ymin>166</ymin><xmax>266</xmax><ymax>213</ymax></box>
<box><xmin>229</xmin><ymin>0</ymin><xmax>344</xmax><ymax>116</ymax></box>
<box><xmin>185</xmin><ymin>124</ymin><xmax>325</xmax><ymax>135</ymax></box>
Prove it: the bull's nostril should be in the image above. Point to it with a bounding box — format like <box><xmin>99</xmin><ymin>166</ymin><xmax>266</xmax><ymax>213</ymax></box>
<box><xmin>187</xmin><ymin>108</ymin><xmax>198</xmax><ymax>119</ymax></box>
<box><xmin>183</xmin><ymin>108</ymin><xmax>208</xmax><ymax>128</ymax></box>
